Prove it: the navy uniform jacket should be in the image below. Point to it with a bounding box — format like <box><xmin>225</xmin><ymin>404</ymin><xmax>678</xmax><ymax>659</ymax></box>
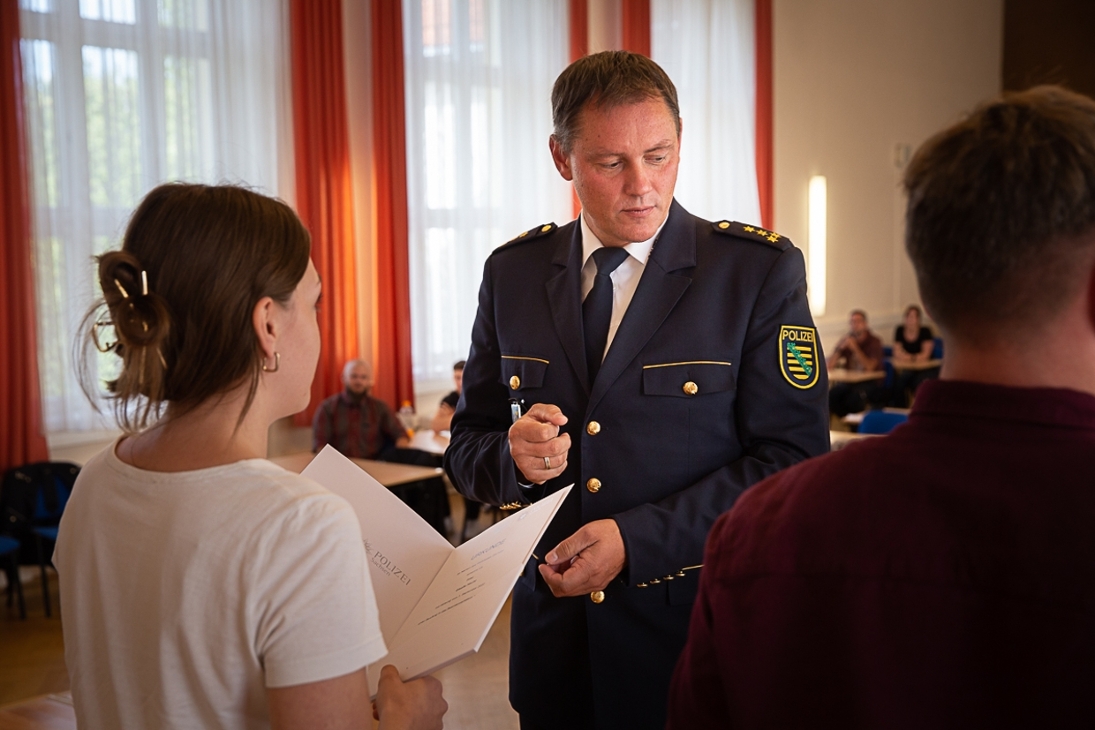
<box><xmin>444</xmin><ymin>200</ymin><xmax>829</xmax><ymax>729</ymax></box>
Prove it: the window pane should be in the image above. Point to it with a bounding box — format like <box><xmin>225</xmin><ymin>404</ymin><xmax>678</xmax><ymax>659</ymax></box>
<box><xmin>19</xmin><ymin>0</ymin><xmax>53</xmax><ymax>12</ymax></box>
<box><xmin>21</xmin><ymin>39</ymin><xmax>59</xmax><ymax>208</ymax></box>
<box><xmin>423</xmin><ymin>82</ymin><xmax>455</xmax><ymax>210</ymax></box>
<box><xmin>422</xmin><ymin>0</ymin><xmax>451</xmax><ymax>57</ymax></box>
<box><xmin>80</xmin><ymin>0</ymin><xmax>136</xmax><ymax>23</ymax></box>
<box><xmin>159</xmin><ymin>0</ymin><xmax>210</xmax><ymax>31</ymax></box>
<box><xmin>83</xmin><ymin>45</ymin><xmax>142</xmax><ymax>209</ymax></box>
<box><xmin>164</xmin><ymin>55</ymin><xmax>214</xmax><ymax>179</ymax></box>
<box><xmin>31</xmin><ymin>235</ymin><xmax>67</xmax><ymax>402</ymax></box>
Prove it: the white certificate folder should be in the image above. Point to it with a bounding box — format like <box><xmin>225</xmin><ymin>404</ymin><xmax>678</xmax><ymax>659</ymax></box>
<box><xmin>301</xmin><ymin>446</ymin><xmax>572</xmax><ymax>697</ymax></box>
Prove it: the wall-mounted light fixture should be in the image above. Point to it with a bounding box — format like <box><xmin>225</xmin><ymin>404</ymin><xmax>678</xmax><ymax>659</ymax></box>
<box><xmin>808</xmin><ymin>175</ymin><xmax>827</xmax><ymax>316</ymax></box>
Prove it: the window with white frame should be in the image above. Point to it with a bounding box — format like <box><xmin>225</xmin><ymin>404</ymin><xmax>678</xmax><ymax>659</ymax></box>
<box><xmin>651</xmin><ymin>0</ymin><xmax>760</xmax><ymax>225</ymax></box>
<box><xmin>19</xmin><ymin>0</ymin><xmax>290</xmax><ymax>434</ymax></box>
<box><xmin>402</xmin><ymin>0</ymin><xmax>573</xmax><ymax>390</ymax></box>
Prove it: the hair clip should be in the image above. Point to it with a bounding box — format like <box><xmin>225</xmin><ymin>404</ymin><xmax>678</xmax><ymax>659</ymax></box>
<box><xmin>91</xmin><ymin>317</ymin><xmax>118</xmax><ymax>353</ymax></box>
<box><xmin>141</xmin><ymin>270</ymin><xmax>149</xmax><ymax>296</ymax></box>
<box><xmin>113</xmin><ymin>278</ymin><xmax>129</xmax><ymax>299</ymax></box>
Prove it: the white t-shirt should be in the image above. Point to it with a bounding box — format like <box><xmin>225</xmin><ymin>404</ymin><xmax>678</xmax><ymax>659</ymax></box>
<box><xmin>55</xmin><ymin>443</ymin><xmax>387</xmax><ymax>730</ymax></box>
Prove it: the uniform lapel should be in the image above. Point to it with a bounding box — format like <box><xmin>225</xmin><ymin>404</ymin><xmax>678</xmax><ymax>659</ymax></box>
<box><xmin>589</xmin><ymin>201</ymin><xmax>695</xmax><ymax>408</ymax></box>
<box><xmin>545</xmin><ymin>222</ymin><xmax>591</xmax><ymax>393</ymax></box>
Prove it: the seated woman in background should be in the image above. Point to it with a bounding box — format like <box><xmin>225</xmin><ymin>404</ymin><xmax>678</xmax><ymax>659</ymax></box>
<box><xmin>57</xmin><ymin>183</ymin><xmax>446</xmax><ymax>730</ymax></box>
<box><xmin>890</xmin><ymin>303</ymin><xmax>940</xmax><ymax>405</ymax></box>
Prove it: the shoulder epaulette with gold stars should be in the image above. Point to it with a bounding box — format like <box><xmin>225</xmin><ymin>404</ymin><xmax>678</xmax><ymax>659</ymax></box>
<box><xmin>712</xmin><ymin>220</ymin><xmax>793</xmax><ymax>251</ymax></box>
<box><xmin>504</xmin><ymin>222</ymin><xmax>557</xmax><ymax>245</ymax></box>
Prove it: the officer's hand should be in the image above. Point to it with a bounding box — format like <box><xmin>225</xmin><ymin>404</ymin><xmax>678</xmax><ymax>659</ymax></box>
<box><xmin>509</xmin><ymin>403</ymin><xmax>571</xmax><ymax>485</ymax></box>
<box><xmin>539</xmin><ymin>519</ymin><xmax>626</xmax><ymax>597</ymax></box>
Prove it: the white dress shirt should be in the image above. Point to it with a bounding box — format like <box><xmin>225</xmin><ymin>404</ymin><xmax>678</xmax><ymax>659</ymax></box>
<box><xmin>579</xmin><ymin>214</ymin><xmax>665</xmax><ymax>361</ymax></box>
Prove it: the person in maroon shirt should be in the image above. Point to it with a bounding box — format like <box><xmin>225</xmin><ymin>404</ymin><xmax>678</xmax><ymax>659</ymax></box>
<box><xmin>311</xmin><ymin>359</ymin><xmax>409</xmax><ymax>459</ymax></box>
<box><xmin>667</xmin><ymin>85</ymin><xmax>1095</xmax><ymax>728</ymax></box>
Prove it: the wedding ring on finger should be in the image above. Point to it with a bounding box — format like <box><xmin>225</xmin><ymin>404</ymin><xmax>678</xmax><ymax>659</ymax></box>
<box><xmin>543</xmin><ymin>456</ymin><xmax>552</xmax><ymax>470</ymax></box>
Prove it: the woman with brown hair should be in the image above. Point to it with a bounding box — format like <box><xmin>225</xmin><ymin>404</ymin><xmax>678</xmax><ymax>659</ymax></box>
<box><xmin>890</xmin><ymin>303</ymin><xmax>940</xmax><ymax>405</ymax></box>
<box><xmin>56</xmin><ymin>183</ymin><xmax>446</xmax><ymax>730</ymax></box>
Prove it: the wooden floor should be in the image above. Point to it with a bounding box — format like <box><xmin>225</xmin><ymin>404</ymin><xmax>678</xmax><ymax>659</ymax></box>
<box><xmin>0</xmin><ymin>571</ymin><xmax>68</xmax><ymax>705</ymax></box>
<box><xmin>0</xmin><ymin>493</ymin><xmax>519</xmax><ymax>729</ymax></box>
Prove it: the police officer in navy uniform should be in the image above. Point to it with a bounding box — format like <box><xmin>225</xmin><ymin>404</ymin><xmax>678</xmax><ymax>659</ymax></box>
<box><xmin>444</xmin><ymin>51</ymin><xmax>829</xmax><ymax>730</ymax></box>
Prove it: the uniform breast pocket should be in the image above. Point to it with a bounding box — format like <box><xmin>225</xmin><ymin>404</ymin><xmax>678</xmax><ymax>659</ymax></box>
<box><xmin>500</xmin><ymin>354</ymin><xmax>549</xmax><ymax>395</ymax></box>
<box><xmin>641</xmin><ymin>360</ymin><xmax>735</xmax><ymax>398</ymax></box>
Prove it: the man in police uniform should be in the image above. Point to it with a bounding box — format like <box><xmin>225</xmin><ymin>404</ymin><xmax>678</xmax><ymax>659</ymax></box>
<box><xmin>444</xmin><ymin>51</ymin><xmax>829</xmax><ymax>730</ymax></box>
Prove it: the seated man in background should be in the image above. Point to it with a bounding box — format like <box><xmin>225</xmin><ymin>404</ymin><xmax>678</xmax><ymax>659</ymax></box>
<box><xmin>428</xmin><ymin>360</ymin><xmax>465</xmax><ymax>434</ymax></box>
<box><xmin>826</xmin><ymin>309</ymin><xmax>885</xmax><ymax>416</ymax></box>
<box><xmin>313</xmin><ymin>359</ymin><xmax>450</xmax><ymax>537</ymax></box>
<box><xmin>667</xmin><ymin>85</ymin><xmax>1095</xmax><ymax>728</ymax></box>
<box><xmin>312</xmin><ymin>359</ymin><xmax>409</xmax><ymax>459</ymax></box>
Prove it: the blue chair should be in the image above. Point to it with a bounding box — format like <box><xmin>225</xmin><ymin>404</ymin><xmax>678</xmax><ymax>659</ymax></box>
<box><xmin>859</xmin><ymin>409</ymin><xmax>908</xmax><ymax>435</ymax></box>
<box><xmin>931</xmin><ymin>337</ymin><xmax>944</xmax><ymax>359</ymax></box>
<box><xmin>0</xmin><ymin>535</ymin><xmax>26</xmax><ymax>619</ymax></box>
<box><xmin>1</xmin><ymin>461</ymin><xmax>79</xmax><ymax>617</ymax></box>
<box><xmin>32</xmin><ymin>478</ymin><xmax>72</xmax><ymax>618</ymax></box>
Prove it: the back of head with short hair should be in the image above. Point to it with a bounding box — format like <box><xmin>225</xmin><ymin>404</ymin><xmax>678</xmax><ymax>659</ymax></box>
<box><xmin>903</xmin><ymin>85</ymin><xmax>1095</xmax><ymax>343</ymax></box>
<box><xmin>551</xmin><ymin>50</ymin><xmax>680</xmax><ymax>153</ymax></box>
<box><xmin>82</xmin><ymin>183</ymin><xmax>311</xmax><ymax>432</ymax></box>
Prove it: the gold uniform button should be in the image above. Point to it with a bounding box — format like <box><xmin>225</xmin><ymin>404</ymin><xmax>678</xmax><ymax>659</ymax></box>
<box><xmin>509</xmin><ymin>375</ymin><xmax>520</xmax><ymax>390</ymax></box>
<box><xmin>676</xmin><ymin>570</ymin><xmax>686</xmax><ymax>577</ymax></box>
<box><xmin>518</xmin><ymin>230</ymin><xmax>528</xmax><ymax>237</ymax></box>
<box><xmin>649</xmin><ymin>578</ymin><xmax>661</xmax><ymax>585</ymax></box>
<box><xmin>586</xmin><ymin>421</ymin><xmax>601</xmax><ymax>436</ymax></box>
<box><xmin>683</xmin><ymin>381</ymin><xmax>698</xmax><ymax>396</ymax></box>
<box><xmin>586</xmin><ymin>478</ymin><xmax>601</xmax><ymax>493</ymax></box>
<box><xmin>718</xmin><ymin>221</ymin><xmax>730</xmax><ymax>229</ymax></box>
<box><xmin>664</xmin><ymin>575</ymin><xmax>675</xmax><ymax>581</ymax></box>
<box><xmin>541</xmin><ymin>224</ymin><xmax>553</xmax><ymax>233</ymax></box>
<box><xmin>636</xmin><ymin>582</ymin><xmax>649</xmax><ymax>588</ymax></box>
<box><xmin>590</xmin><ymin>590</ymin><xmax>605</xmax><ymax>604</ymax></box>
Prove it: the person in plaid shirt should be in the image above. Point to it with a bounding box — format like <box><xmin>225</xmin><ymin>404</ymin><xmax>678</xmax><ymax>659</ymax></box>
<box><xmin>312</xmin><ymin>359</ymin><xmax>409</xmax><ymax>459</ymax></box>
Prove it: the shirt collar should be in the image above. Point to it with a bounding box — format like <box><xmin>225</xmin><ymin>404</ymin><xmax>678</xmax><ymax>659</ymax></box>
<box><xmin>912</xmin><ymin>379</ymin><xmax>1095</xmax><ymax>430</ymax></box>
<box><xmin>579</xmin><ymin>213</ymin><xmax>664</xmax><ymax>269</ymax></box>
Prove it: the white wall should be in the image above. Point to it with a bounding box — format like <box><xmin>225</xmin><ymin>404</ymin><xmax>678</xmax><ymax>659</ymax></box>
<box><xmin>773</xmin><ymin>0</ymin><xmax>1003</xmax><ymax>352</ymax></box>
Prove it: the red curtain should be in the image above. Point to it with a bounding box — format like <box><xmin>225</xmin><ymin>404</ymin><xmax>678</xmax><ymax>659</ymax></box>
<box><xmin>371</xmin><ymin>0</ymin><xmax>414</xmax><ymax>412</ymax></box>
<box><xmin>569</xmin><ymin>0</ymin><xmax>588</xmax><ymax>61</ymax></box>
<box><xmin>568</xmin><ymin>0</ymin><xmax>588</xmax><ymax>218</ymax></box>
<box><xmin>1</xmin><ymin>0</ymin><xmax>50</xmax><ymax>470</ymax></box>
<box><xmin>290</xmin><ymin>0</ymin><xmax>361</xmax><ymax>426</ymax></box>
<box><xmin>620</xmin><ymin>0</ymin><xmax>651</xmax><ymax>57</ymax></box>
<box><xmin>755</xmin><ymin>0</ymin><xmax>774</xmax><ymax>229</ymax></box>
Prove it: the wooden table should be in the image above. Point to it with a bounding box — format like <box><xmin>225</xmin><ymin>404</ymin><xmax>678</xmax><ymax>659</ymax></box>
<box><xmin>890</xmin><ymin>358</ymin><xmax>942</xmax><ymax>372</ymax></box>
<box><xmin>408</xmin><ymin>430</ymin><xmax>450</xmax><ymax>456</ymax></box>
<box><xmin>829</xmin><ymin>430</ymin><xmax>879</xmax><ymax>451</ymax></box>
<box><xmin>268</xmin><ymin>452</ymin><xmax>442</xmax><ymax>487</ymax></box>
<box><xmin>0</xmin><ymin>693</ymin><xmax>76</xmax><ymax>730</ymax></box>
<box><xmin>827</xmin><ymin>368</ymin><xmax>886</xmax><ymax>384</ymax></box>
